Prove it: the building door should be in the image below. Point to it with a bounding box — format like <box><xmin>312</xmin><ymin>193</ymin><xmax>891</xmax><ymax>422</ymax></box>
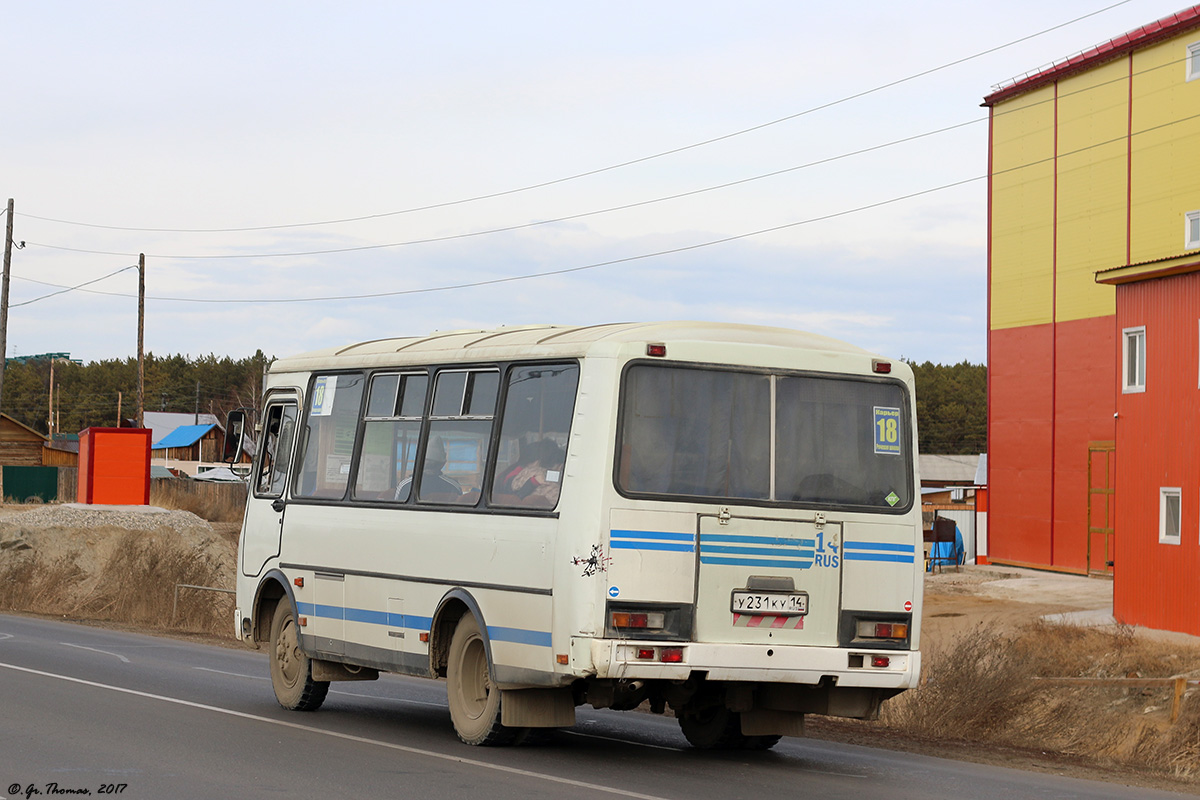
<box><xmin>1087</xmin><ymin>441</ymin><xmax>1115</xmax><ymax>576</ymax></box>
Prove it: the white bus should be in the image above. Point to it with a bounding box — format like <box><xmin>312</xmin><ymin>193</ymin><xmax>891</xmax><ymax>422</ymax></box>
<box><xmin>227</xmin><ymin>321</ymin><xmax>923</xmax><ymax>749</ymax></box>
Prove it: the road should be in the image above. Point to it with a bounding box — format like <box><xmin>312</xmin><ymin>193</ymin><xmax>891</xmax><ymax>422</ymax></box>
<box><xmin>0</xmin><ymin>614</ymin><xmax>1188</xmax><ymax>800</ymax></box>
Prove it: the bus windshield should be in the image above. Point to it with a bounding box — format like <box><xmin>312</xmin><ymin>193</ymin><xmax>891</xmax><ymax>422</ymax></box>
<box><xmin>616</xmin><ymin>363</ymin><xmax>912</xmax><ymax>511</ymax></box>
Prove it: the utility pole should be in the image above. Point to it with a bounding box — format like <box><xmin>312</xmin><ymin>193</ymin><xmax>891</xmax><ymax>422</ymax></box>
<box><xmin>117</xmin><ymin>391</ymin><xmax>123</xmax><ymax>427</ymax></box>
<box><xmin>194</xmin><ymin>380</ymin><xmax>200</xmax><ymax>424</ymax></box>
<box><xmin>0</xmin><ymin>198</ymin><xmax>14</xmax><ymax>412</ymax></box>
<box><xmin>137</xmin><ymin>253</ymin><xmax>145</xmax><ymax>429</ymax></box>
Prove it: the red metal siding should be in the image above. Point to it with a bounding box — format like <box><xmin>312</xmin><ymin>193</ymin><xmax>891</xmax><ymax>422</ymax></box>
<box><xmin>989</xmin><ymin>323</ymin><xmax>1054</xmax><ymax>565</ymax></box>
<box><xmin>1114</xmin><ymin>273</ymin><xmax>1200</xmax><ymax>634</ymax></box>
<box><xmin>988</xmin><ymin>317</ymin><xmax>1116</xmax><ymax>571</ymax></box>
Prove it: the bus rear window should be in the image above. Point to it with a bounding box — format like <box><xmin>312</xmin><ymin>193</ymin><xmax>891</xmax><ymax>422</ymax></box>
<box><xmin>616</xmin><ymin>364</ymin><xmax>911</xmax><ymax>511</ymax></box>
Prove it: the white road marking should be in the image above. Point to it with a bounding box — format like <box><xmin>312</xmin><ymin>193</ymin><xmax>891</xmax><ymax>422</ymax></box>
<box><xmin>60</xmin><ymin>643</ymin><xmax>131</xmax><ymax>663</ymax></box>
<box><xmin>0</xmin><ymin>661</ymin><xmax>673</xmax><ymax>800</ymax></box>
<box><xmin>329</xmin><ymin>687</ymin><xmax>447</xmax><ymax>708</ymax></box>
<box><xmin>562</xmin><ymin>729</ymin><xmax>680</xmax><ymax>752</ymax></box>
<box><xmin>192</xmin><ymin>667</ymin><xmax>447</xmax><ymax>707</ymax></box>
<box><xmin>193</xmin><ymin>666</ymin><xmax>267</xmax><ymax>680</ymax></box>
<box><xmin>0</xmin><ymin>633</ymin><xmax>13</xmax><ymax>641</ymax></box>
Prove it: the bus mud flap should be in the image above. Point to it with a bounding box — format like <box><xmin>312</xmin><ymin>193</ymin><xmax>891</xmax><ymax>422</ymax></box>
<box><xmin>501</xmin><ymin>688</ymin><xmax>576</xmax><ymax>728</ymax></box>
<box><xmin>311</xmin><ymin>659</ymin><xmax>380</xmax><ymax>682</ymax></box>
<box><xmin>740</xmin><ymin>708</ymin><xmax>804</xmax><ymax>737</ymax></box>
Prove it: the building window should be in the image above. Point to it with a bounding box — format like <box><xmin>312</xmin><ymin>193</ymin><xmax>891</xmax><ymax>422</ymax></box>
<box><xmin>1122</xmin><ymin>326</ymin><xmax>1146</xmax><ymax>393</ymax></box>
<box><xmin>1188</xmin><ymin>210</ymin><xmax>1200</xmax><ymax>250</ymax></box>
<box><xmin>1160</xmin><ymin>488</ymin><xmax>1181</xmax><ymax>544</ymax></box>
<box><xmin>1189</xmin><ymin>42</ymin><xmax>1200</xmax><ymax>81</ymax></box>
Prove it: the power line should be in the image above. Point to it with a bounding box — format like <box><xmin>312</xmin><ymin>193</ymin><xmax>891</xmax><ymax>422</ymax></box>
<box><xmin>13</xmin><ymin>0</ymin><xmax>1135</xmax><ymax>236</ymax></box>
<box><xmin>17</xmin><ymin>99</ymin><xmax>1200</xmax><ymax>308</ymax></box>
<box><xmin>17</xmin><ymin>175</ymin><xmax>986</xmax><ymax>305</ymax></box>
<box><xmin>21</xmin><ymin>118</ymin><xmax>987</xmax><ymax>261</ymax></box>
<box><xmin>21</xmin><ymin>44</ymin><xmax>1195</xmax><ymax>265</ymax></box>
<box><xmin>9</xmin><ymin>264</ymin><xmax>138</xmax><ymax>308</ymax></box>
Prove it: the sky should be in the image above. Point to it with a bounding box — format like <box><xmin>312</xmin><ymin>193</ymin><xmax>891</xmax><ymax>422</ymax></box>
<box><xmin>1</xmin><ymin>0</ymin><xmax>1191</xmax><ymax>366</ymax></box>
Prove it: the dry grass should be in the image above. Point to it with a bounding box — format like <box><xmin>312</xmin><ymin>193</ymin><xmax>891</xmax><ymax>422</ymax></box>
<box><xmin>150</xmin><ymin>478</ymin><xmax>246</xmax><ymax>523</ymax></box>
<box><xmin>0</xmin><ymin>531</ymin><xmax>233</xmax><ymax>637</ymax></box>
<box><xmin>883</xmin><ymin>622</ymin><xmax>1200</xmax><ymax>777</ymax></box>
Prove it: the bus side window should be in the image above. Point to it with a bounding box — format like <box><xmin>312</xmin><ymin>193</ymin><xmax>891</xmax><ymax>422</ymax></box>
<box><xmin>354</xmin><ymin>372</ymin><xmax>427</xmax><ymax>502</ymax></box>
<box><xmin>293</xmin><ymin>373</ymin><xmax>365</xmax><ymax>500</ymax></box>
<box><xmin>419</xmin><ymin>369</ymin><xmax>498</xmax><ymax>505</ymax></box>
<box><xmin>491</xmin><ymin>364</ymin><xmax>579</xmax><ymax>509</ymax></box>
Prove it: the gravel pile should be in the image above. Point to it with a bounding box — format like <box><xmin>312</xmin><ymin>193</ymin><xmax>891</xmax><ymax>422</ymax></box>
<box><xmin>0</xmin><ymin>504</ymin><xmax>212</xmax><ymax>535</ymax></box>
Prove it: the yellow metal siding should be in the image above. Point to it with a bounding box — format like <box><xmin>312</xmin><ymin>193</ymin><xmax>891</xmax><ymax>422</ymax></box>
<box><xmin>1130</xmin><ymin>36</ymin><xmax>1200</xmax><ymax>263</ymax></box>
<box><xmin>1054</xmin><ymin>59</ymin><xmax>1126</xmax><ymax>322</ymax></box>
<box><xmin>991</xmin><ymin>87</ymin><xmax>1056</xmax><ymax>330</ymax></box>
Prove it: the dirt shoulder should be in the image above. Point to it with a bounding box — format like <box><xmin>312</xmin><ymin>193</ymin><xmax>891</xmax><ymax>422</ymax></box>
<box><xmin>805</xmin><ymin>565</ymin><xmax>1200</xmax><ymax>795</ymax></box>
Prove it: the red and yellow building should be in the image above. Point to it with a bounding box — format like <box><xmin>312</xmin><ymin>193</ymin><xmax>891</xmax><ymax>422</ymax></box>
<box><xmin>985</xmin><ymin>6</ymin><xmax>1200</xmax><ymax>628</ymax></box>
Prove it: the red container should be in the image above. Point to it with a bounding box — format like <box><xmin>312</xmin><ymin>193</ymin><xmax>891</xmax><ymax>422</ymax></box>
<box><xmin>78</xmin><ymin>427</ymin><xmax>151</xmax><ymax>505</ymax></box>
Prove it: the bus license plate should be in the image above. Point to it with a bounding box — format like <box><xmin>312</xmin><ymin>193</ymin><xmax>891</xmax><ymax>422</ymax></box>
<box><xmin>730</xmin><ymin>591</ymin><xmax>808</xmax><ymax>616</ymax></box>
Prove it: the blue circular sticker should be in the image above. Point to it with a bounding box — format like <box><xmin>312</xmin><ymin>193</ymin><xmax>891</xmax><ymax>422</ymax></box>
<box><xmin>608</xmin><ymin>586</ymin><xmax>620</xmax><ymax>598</ymax></box>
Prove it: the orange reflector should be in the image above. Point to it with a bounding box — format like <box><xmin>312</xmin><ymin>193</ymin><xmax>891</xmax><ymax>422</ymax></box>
<box><xmin>419</xmin><ymin>632</ymin><xmax>430</xmax><ymax>643</ymax></box>
<box><xmin>293</xmin><ymin>577</ymin><xmax>304</xmax><ymax>588</ymax></box>
<box><xmin>298</xmin><ymin>616</ymin><xmax>308</xmax><ymax>627</ymax></box>
<box><xmin>636</xmin><ymin>648</ymin><xmax>655</xmax><ymax>660</ymax></box>
<box><xmin>872</xmin><ymin>656</ymin><xmax>890</xmax><ymax>668</ymax></box>
<box><xmin>660</xmin><ymin>647</ymin><xmax>684</xmax><ymax>663</ymax></box>
<box><xmin>646</xmin><ymin>343</ymin><xmax>667</xmax><ymax>357</ymax></box>
<box><xmin>556</xmin><ymin>654</ymin><xmax>569</xmax><ymax>665</ymax></box>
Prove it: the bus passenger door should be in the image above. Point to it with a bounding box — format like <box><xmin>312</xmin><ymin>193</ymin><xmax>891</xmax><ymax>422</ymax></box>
<box><xmin>240</xmin><ymin>398</ymin><xmax>299</xmax><ymax>577</ymax></box>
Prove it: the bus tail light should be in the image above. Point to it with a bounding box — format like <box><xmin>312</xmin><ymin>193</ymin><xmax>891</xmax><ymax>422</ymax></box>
<box><xmin>610</xmin><ymin>611</ymin><xmax>666</xmax><ymax>631</ymax></box>
<box><xmin>660</xmin><ymin>647</ymin><xmax>684</xmax><ymax>663</ymax></box>
<box><xmin>871</xmin><ymin>655</ymin><xmax>890</xmax><ymax>668</ymax></box>
<box><xmin>635</xmin><ymin>648</ymin><xmax>655</xmax><ymax>660</ymax></box>
<box><xmin>855</xmin><ymin>620</ymin><xmax>908</xmax><ymax>640</ymax></box>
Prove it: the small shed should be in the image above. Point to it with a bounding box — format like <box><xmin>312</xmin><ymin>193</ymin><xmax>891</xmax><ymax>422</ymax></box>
<box><xmin>0</xmin><ymin>413</ymin><xmax>49</xmax><ymax>466</ymax></box>
<box><xmin>151</xmin><ymin>423</ymin><xmax>219</xmax><ymax>462</ymax></box>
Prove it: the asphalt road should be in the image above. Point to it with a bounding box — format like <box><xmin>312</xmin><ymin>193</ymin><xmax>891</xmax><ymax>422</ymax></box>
<box><xmin>0</xmin><ymin>614</ymin><xmax>1188</xmax><ymax>800</ymax></box>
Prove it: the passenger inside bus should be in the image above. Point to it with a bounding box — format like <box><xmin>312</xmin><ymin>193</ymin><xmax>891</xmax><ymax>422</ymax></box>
<box><xmin>495</xmin><ymin>438</ymin><xmax>564</xmax><ymax>507</ymax></box>
<box><xmin>412</xmin><ymin>436</ymin><xmax>463</xmax><ymax>501</ymax></box>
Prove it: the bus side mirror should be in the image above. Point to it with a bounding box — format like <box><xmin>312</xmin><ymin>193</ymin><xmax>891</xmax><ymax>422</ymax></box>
<box><xmin>223</xmin><ymin>410</ymin><xmax>247</xmax><ymax>464</ymax></box>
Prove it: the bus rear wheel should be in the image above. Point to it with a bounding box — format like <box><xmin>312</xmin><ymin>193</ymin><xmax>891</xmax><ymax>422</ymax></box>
<box><xmin>269</xmin><ymin>602</ymin><xmax>329</xmax><ymax>711</ymax></box>
<box><xmin>446</xmin><ymin>614</ymin><xmax>525</xmax><ymax>746</ymax></box>
<box><xmin>678</xmin><ymin>707</ymin><xmax>782</xmax><ymax>751</ymax></box>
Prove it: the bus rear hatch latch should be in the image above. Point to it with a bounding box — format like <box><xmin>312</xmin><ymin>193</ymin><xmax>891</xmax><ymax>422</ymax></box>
<box><xmin>814</xmin><ymin>512</ymin><xmax>826</xmax><ymax>530</ymax></box>
<box><xmin>718</xmin><ymin>507</ymin><xmax>732</xmax><ymax>525</ymax></box>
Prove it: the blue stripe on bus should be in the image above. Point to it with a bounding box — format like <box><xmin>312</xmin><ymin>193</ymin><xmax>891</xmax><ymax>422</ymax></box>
<box><xmin>701</xmin><ymin>544</ymin><xmax>815</xmax><ymax>559</ymax></box>
<box><xmin>291</xmin><ymin>603</ymin><xmax>546</xmax><ymax>645</ymax></box>
<box><xmin>610</xmin><ymin>540</ymin><xmax>695</xmax><ymax>553</ymax></box>
<box><xmin>844</xmin><ymin>541</ymin><xmax>916</xmax><ymax>553</ymax></box>
<box><xmin>488</xmin><ymin>626</ymin><xmax>553</xmax><ymax>648</ymax></box>
<box><xmin>700</xmin><ymin>555</ymin><xmax>813</xmax><ymax>569</ymax></box>
<box><xmin>611</xmin><ymin>529</ymin><xmax>695</xmax><ymax>542</ymax></box>
<box><xmin>700</xmin><ymin>534</ymin><xmax>816</xmax><ymax>548</ymax></box>
<box><xmin>844</xmin><ymin>552</ymin><xmax>916</xmax><ymax>563</ymax></box>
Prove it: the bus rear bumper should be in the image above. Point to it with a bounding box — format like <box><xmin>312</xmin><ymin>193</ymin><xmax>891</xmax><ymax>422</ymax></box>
<box><xmin>587</xmin><ymin>638</ymin><xmax>920</xmax><ymax>690</ymax></box>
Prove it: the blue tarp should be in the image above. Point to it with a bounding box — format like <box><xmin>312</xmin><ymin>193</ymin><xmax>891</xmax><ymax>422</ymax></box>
<box><xmin>928</xmin><ymin>525</ymin><xmax>965</xmax><ymax>570</ymax></box>
<box><xmin>151</xmin><ymin>423</ymin><xmax>215</xmax><ymax>450</ymax></box>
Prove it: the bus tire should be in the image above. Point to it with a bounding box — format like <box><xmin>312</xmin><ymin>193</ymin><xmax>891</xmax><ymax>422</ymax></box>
<box><xmin>446</xmin><ymin>614</ymin><xmax>524</xmax><ymax>746</ymax></box>
<box><xmin>679</xmin><ymin>707</ymin><xmax>779</xmax><ymax>750</ymax></box>
<box><xmin>269</xmin><ymin>602</ymin><xmax>329</xmax><ymax>711</ymax></box>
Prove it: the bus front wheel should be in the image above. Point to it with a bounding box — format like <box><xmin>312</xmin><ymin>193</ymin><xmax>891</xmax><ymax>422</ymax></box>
<box><xmin>446</xmin><ymin>614</ymin><xmax>525</xmax><ymax>746</ymax></box>
<box><xmin>269</xmin><ymin>602</ymin><xmax>329</xmax><ymax>711</ymax></box>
